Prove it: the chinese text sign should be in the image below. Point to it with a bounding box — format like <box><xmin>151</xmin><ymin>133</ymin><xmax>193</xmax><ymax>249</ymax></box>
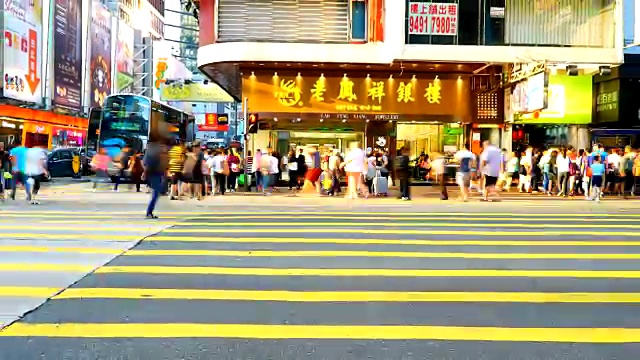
<box><xmin>3</xmin><ymin>0</ymin><xmax>43</xmax><ymax>103</ymax></box>
<box><xmin>242</xmin><ymin>73</ymin><xmax>471</xmax><ymax>120</ymax></box>
<box><xmin>408</xmin><ymin>2</ymin><xmax>458</xmax><ymax>36</ymax></box>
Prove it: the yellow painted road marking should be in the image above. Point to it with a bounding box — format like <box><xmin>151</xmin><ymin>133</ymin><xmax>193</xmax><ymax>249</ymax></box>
<box><xmin>171</xmin><ymin>215</ymin><xmax>640</xmax><ymax>223</ymax></box>
<box><xmin>0</xmin><ymin>246</ymin><xmax>121</xmax><ymax>254</ymax></box>
<box><xmin>53</xmin><ymin>287</ymin><xmax>640</xmax><ymax>303</ymax></box>
<box><xmin>0</xmin><ymin>234</ymin><xmax>141</xmax><ymax>240</ymax></box>
<box><xmin>95</xmin><ymin>266</ymin><xmax>640</xmax><ymax>278</ymax></box>
<box><xmin>125</xmin><ymin>249</ymin><xmax>640</xmax><ymax>260</ymax></box>
<box><xmin>174</xmin><ymin>222</ymin><xmax>640</xmax><ymax>229</ymax></box>
<box><xmin>150</xmin><ymin>236</ymin><xmax>640</xmax><ymax>246</ymax></box>
<box><xmin>163</xmin><ymin>228</ymin><xmax>640</xmax><ymax>236</ymax></box>
<box><xmin>0</xmin><ymin>225</ymin><xmax>154</xmax><ymax>231</ymax></box>
<box><xmin>0</xmin><ymin>214</ymin><xmax>184</xmax><ymax>219</ymax></box>
<box><xmin>3</xmin><ymin>323</ymin><xmax>640</xmax><ymax>342</ymax></box>
<box><xmin>3</xmin><ymin>211</ymin><xmax>640</xmax><ymax>217</ymax></box>
<box><xmin>0</xmin><ymin>286</ymin><xmax>60</xmax><ymax>297</ymax></box>
<box><xmin>0</xmin><ymin>264</ymin><xmax>94</xmax><ymax>272</ymax></box>
<box><xmin>41</xmin><ymin>220</ymin><xmax>177</xmax><ymax>225</ymax></box>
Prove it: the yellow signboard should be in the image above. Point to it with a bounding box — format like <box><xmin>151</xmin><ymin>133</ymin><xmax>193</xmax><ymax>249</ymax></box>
<box><xmin>160</xmin><ymin>83</ymin><xmax>234</xmax><ymax>102</ymax></box>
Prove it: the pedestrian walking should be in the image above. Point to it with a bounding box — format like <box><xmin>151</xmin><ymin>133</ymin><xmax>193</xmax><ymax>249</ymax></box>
<box><xmin>24</xmin><ymin>145</ymin><xmax>47</xmax><ymax>205</ymax></box>
<box><xmin>480</xmin><ymin>140</ymin><xmax>501</xmax><ymax>202</ymax></box>
<box><xmin>143</xmin><ymin>142</ymin><xmax>167</xmax><ymax>219</ymax></box>
<box><xmin>454</xmin><ymin>143</ymin><xmax>476</xmax><ymax>202</ymax></box>
<box><xmin>9</xmin><ymin>144</ymin><xmax>28</xmax><ymax>201</ymax></box>
<box><xmin>395</xmin><ymin>146</ymin><xmax>411</xmax><ymax>201</ymax></box>
<box><xmin>589</xmin><ymin>155</ymin><xmax>606</xmax><ymax>203</ymax></box>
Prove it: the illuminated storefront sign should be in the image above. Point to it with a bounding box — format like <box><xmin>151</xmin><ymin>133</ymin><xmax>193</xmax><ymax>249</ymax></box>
<box><xmin>242</xmin><ymin>72</ymin><xmax>471</xmax><ymax>121</ymax></box>
<box><xmin>596</xmin><ymin>91</ymin><xmax>618</xmax><ymax>112</ymax></box>
<box><xmin>517</xmin><ymin>75</ymin><xmax>592</xmax><ymax>124</ymax></box>
<box><xmin>160</xmin><ymin>83</ymin><xmax>234</xmax><ymax>102</ymax></box>
<box><xmin>197</xmin><ymin>113</ymin><xmax>229</xmax><ymax>131</ymax></box>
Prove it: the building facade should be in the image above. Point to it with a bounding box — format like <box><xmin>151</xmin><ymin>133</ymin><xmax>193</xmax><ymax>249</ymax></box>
<box><xmin>196</xmin><ymin>0</ymin><xmax>624</xmax><ymax>158</ymax></box>
<box><xmin>164</xmin><ymin>0</ymin><xmax>199</xmax><ymax>75</ymax></box>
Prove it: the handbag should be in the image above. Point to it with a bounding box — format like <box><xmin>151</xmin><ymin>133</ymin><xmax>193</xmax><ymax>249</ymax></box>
<box><xmin>238</xmin><ymin>173</ymin><xmax>246</xmax><ymax>186</ymax></box>
<box><xmin>222</xmin><ymin>160</ymin><xmax>230</xmax><ymax>176</ymax></box>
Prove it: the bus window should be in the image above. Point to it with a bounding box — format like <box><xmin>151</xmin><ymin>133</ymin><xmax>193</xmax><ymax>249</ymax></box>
<box><xmin>102</xmin><ymin>95</ymin><xmax>150</xmax><ymax>135</ymax></box>
<box><xmin>86</xmin><ymin>108</ymin><xmax>102</xmax><ymax>152</ymax></box>
<box><xmin>100</xmin><ymin>95</ymin><xmax>151</xmax><ymax>156</ymax></box>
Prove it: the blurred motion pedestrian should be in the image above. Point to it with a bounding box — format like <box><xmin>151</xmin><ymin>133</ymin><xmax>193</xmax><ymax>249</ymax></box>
<box><xmin>24</xmin><ymin>145</ymin><xmax>48</xmax><ymax>205</ymax></box>
<box><xmin>143</xmin><ymin>142</ymin><xmax>167</xmax><ymax>219</ymax></box>
<box><xmin>90</xmin><ymin>148</ymin><xmax>111</xmax><ymax>192</ymax></box>
<box><xmin>128</xmin><ymin>152</ymin><xmax>144</xmax><ymax>192</ymax></box>
<box><xmin>9</xmin><ymin>144</ymin><xmax>28</xmax><ymax>201</ymax></box>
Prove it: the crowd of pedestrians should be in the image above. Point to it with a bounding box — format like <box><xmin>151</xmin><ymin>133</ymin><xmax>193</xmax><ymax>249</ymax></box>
<box><xmin>450</xmin><ymin>142</ymin><xmax>640</xmax><ymax>203</ymax></box>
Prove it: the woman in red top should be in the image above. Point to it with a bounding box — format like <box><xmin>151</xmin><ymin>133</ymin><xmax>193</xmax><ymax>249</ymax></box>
<box><xmin>226</xmin><ymin>149</ymin><xmax>241</xmax><ymax>192</ymax></box>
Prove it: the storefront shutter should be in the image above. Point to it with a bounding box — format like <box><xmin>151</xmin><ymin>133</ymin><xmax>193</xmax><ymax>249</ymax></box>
<box><xmin>504</xmin><ymin>0</ymin><xmax>615</xmax><ymax>47</ymax></box>
<box><xmin>217</xmin><ymin>0</ymin><xmax>349</xmax><ymax>43</ymax></box>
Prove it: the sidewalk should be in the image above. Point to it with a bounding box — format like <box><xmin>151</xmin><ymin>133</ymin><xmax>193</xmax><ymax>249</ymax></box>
<box><xmin>31</xmin><ymin>181</ymin><xmax>640</xmax><ymax>203</ymax></box>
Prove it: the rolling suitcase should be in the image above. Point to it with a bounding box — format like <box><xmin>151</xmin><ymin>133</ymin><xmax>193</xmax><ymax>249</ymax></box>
<box><xmin>373</xmin><ymin>168</ymin><xmax>388</xmax><ymax>196</ymax></box>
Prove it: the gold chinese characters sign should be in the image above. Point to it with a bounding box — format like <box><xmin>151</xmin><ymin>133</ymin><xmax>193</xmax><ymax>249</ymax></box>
<box><xmin>242</xmin><ymin>73</ymin><xmax>471</xmax><ymax>120</ymax></box>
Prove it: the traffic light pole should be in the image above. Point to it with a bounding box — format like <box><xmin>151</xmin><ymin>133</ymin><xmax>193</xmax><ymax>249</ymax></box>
<box><xmin>242</xmin><ymin>97</ymin><xmax>250</xmax><ymax>192</ymax></box>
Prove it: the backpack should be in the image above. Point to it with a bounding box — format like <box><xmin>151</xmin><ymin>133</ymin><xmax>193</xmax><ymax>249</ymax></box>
<box><xmin>569</xmin><ymin>161</ymin><xmax>579</xmax><ymax>176</ymax></box>
<box><xmin>182</xmin><ymin>154</ymin><xmax>197</xmax><ymax>177</ymax></box>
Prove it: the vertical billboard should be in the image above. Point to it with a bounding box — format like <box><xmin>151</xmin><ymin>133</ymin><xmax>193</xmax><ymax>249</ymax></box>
<box><xmin>115</xmin><ymin>22</ymin><xmax>134</xmax><ymax>93</ymax></box>
<box><xmin>89</xmin><ymin>0</ymin><xmax>112</xmax><ymax>108</ymax></box>
<box><xmin>53</xmin><ymin>0</ymin><xmax>83</xmax><ymax>110</ymax></box>
<box><xmin>3</xmin><ymin>0</ymin><xmax>43</xmax><ymax>103</ymax></box>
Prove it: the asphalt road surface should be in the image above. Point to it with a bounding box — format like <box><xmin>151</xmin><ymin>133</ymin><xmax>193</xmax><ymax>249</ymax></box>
<box><xmin>2</xmin><ymin>209</ymin><xmax>640</xmax><ymax>359</ymax></box>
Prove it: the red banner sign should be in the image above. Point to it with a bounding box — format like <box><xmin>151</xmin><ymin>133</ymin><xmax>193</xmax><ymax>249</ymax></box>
<box><xmin>198</xmin><ymin>113</ymin><xmax>229</xmax><ymax>131</ymax></box>
<box><xmin>26</xmin><ymin>29</ymin><xmax>40</xmax><ymax>94</ymax></box>
<box><xmin>408</xmin><ymin>2</ymin><xmax>458</xmax><ymax>36</ymax></box>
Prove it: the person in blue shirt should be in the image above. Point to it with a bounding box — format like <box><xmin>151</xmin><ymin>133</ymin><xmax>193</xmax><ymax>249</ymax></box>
<box><xmin>9</xmin><ymin>145</ymin><xmax>28</xmax><ymax>201</ymax></box>
<box><xmin>589</xmin><ymin>155</ymin><xmax>606</xmax><ymax>202</ymax></box>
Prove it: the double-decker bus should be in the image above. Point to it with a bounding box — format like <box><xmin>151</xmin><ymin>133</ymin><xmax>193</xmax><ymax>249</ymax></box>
<box><xmin>97</xmin><ymin>94</ymin><xmax>195</xmax><ymax>157</ymax></box>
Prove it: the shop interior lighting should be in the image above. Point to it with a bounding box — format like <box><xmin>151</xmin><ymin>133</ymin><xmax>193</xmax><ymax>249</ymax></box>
<box><xmin>273</xmin><ymin>72</ymin><xmax>278</xmax><ymax>77</ymax></box>
<box><xmin>566</xmin><ymin>65</ymin><xmax>579</xmax><ymax>76</ymax></box>
<box><xmin>320</xmin><ymin>119</ymin><xmax>324</xmax><ymax>122</ymax></box>
<box><xmin>599</xmin><ymin>66</ymin><xmax>612</xmax><ymax>76</ymax></box>
<box><xmin>412</xmin><ymin>75</ymin><xmax>416</xmax><ymax>80</ymax></box>
<box><xmin>366</xmin><ymin>74</ymin><xmax>370</xmax><ymax>78</ymax></box>
<box><xmin>366</xmin><ymin>119</ymin><xmax>370</xmax><ymax>122</ymax></box>
<box><xmin>389</xmin><ymin>75</ymin><xmax>393</xmax><ymax>79</ymax></box>
<box><xmin>273</xmin><ymin>118</ymin><xmax>278</xmax><ymax>122</ymax></box>
<box><xmin>343</xmin><ymin>73</ymin><xmax>348</xmax><ymax>78</ymax></box>
<box><xmin>320</xmin><ymin>73</ymin><xmax>324</xmax><ymax>78</ymax></box>
<box><xmin>342</xmin><ymin>119</ymin><xmax>347</xmax><ymax>123</ymax></box>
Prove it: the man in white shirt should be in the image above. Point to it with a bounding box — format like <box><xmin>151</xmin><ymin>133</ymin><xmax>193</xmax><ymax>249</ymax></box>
<box><xmin>454</xmin><ymin>144</ymin><xmax>476</xmax><ymax>202</ymax></box>
<box><xmin>518</xmin><ymin>147</ymin><xmax>533</xmax><ymax>193</ymax></box>
<box><xmin>25</xmin><ymin>146</ymin><xmax>48</xmax><ymax>205</ymax></box>
<box><xmin>259</xmin><ymin>151</ymin><xmax>278</xmax><ymax>195</ymax></box>
<box><xmin>480</xmin><ymin>140</ymin><xmax>502</xmax><ymax>201</ymax></box>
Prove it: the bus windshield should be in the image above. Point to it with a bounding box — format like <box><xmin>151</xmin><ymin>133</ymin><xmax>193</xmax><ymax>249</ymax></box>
<box><xmin>100</xmin><ymin>95</ymin><xmax>151</xmax><ymax>156</ymax></box>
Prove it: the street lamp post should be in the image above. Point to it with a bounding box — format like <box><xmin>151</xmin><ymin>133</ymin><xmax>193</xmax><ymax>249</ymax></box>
<box><xmin>242</xmin><ymin>97</ymin><xmax>249</xmax><ymax>192</ymax></box>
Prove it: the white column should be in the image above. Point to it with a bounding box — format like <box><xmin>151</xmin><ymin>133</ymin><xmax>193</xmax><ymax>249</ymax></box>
<box><xmin>501</xmin><ymin>124</ymin><xmax>512</xmax><ymax>153</ymax></box>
